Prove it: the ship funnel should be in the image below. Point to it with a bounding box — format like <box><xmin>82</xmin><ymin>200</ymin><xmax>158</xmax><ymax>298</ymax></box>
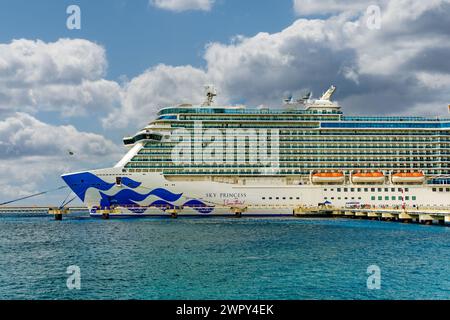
<box><xmin>320</xmin><ymin>85</ymin><xmax>336</xmax><ymax>101</ymax></box>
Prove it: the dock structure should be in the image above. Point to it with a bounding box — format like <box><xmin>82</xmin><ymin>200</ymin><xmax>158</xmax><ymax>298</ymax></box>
<box><xmin>294</xmin><ymin>205</ymin><xmax>450</xmax><ymax>226</ymax></box>
<box><xmin>0</xmin><ymin>206</ymin><xmax>88</xmax><ymax>214</ymax></box>
<box><xmin>48</xmin><ymin>207</ymin><xmax>70</xmax><ymax>220</ymax></box>
<box><xmin>0</xmin><ymin>207</ymin><xmax>88</xmax><ymax>221</ymax></box>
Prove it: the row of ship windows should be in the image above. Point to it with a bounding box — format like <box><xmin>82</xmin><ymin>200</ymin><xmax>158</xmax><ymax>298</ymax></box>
<box><xmin>162</xmin><ymin>130</ymin><xmax>450</xmax><ymax>138</ymax></box>
<box><xmin>124</xmin><ymin>168</ymin><xmax>450</xmax><ymax>175</ymax></box>
<box><xmin>158</xmin><ymin>108</ymin><xmax>341</xmax><ymax>115</ymax></box>
<box><xmin>259</xmin><ymin>196</ymin><xmax>416</xmax><ymax>201</ymax></box>
<box><xmin>432</xmin><ymin>188</ymin><xmax>450</xmax><ymax>192</ymax></box>
<box><xmin>143</xmin><ymin>145</ymin><xmax>449</xmax><ymax>150</ymax></box>
<box><xmin>262</xmin><ymin>196</ymin><xmax>300</xmax><ymax>200</ymax></box>
<box><xmin>167</xmin><ymin>137</ymin><xmax>450</xmax><ymax>142</ymax></box>
<box><xmin>322</xmin><ymin>196</ymin><xmax>417</xmax><ymax>201</ymax></box>
<box><xmin>370</xmin><ymin>196</ymin><xmax>416</xmax><ymax>201</ymax></box>
<box><xmin>139</xmin><ymin>150</ymin><xmax>444</xmax><ymax>155</ymax></box>
<box><xmin>132</xmin><ymin>158</ymin><xmax>447</xmax><ymax>162</ymax></box>
<box><xmin>124</xmin><ymin>168</ymin><xmax>450</xmax><ymax>173</ymax></box>
<box><xmin>325</xmin><ymin>187</ymin><xmax>410</xmax><ymax>192</ymax></box>
<box><xmin>126</xmin><ymin>164</ymin><xmax>449</xmax><ymax>169</ymax></box>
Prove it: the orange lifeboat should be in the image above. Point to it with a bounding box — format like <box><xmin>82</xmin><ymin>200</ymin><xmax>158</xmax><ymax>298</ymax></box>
<box><xmin>392</xmin><ymin>172</ymin><xmax>425</xmax><ymax>184</ymax></box>
<box><xmin>312</xmin><ymin>172</ymin><xmax>345</xmax><ymax>184</ymax></box>
<box><xmin>352</xmin><ymin>172</ymin><xmax>385</xmax><ymax>184</ymax></box>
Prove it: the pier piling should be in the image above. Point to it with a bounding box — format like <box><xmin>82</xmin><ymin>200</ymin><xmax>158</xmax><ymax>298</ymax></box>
<box><xmin>48</xmin><ymin>208</ymin><xmax>69</xmax><ymax>221</ymax></box>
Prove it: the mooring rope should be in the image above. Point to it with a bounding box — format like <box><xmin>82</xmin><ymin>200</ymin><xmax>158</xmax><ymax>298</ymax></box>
<box><xmin>60</xmin><ymin>196</ymin><xmax>77</xmax><ymax>208</ymax></box>
<box><xmin>0</xmin><ymin>186</ymin><xmax>68</xmax><ymax>206</ymax></box>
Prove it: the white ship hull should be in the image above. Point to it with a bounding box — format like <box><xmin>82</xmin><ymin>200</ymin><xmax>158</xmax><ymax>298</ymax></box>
<box><xmin>62</xmin><ymin>168</ymin><xmax>450</xmax><ymax>217</ymax></box>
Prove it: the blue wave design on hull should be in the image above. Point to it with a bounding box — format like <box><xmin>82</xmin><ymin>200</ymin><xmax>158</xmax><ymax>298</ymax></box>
<box><xmin>121</xmin><ymin>177</ymin><xmax>141</xmax><ymax>189</ymax></box>
<box><xmin>62</xmin><ymin>172</ymin><xmax>115</xmax><ymax>201</ymax></box>
<box><xmin>61</xmin><ymin>172</ymin><xmax>215</xmax><ymax>215</ymax></box>
<box><xmin>99</xmin><ymin>188</ymin><xmax>183</xmax><ymax>208</ymax></box>
<box><xmin>183</xmin><ymin>200</ymin><xmax>214</xmax><ymax>214</ymax></box>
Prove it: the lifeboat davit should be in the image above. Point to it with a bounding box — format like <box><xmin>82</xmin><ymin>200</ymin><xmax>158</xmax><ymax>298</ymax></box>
<box><xmin>352</xmin><ymin>172</ymin><xmax>385</xmax><ymax>184</ymax></box>
<box><xmin>392</xmin><ymin>172</ymin><xmax>425</xmax><ymax>184</ymax></box>
<box><xmin>312</xmin><ymin>172</ymin><xmax>345</xmax><ymax>184</ymax></box>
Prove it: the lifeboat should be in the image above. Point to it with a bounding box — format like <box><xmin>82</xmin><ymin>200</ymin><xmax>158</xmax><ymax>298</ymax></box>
<box><xmin>392</xmin><ymin>172</ymin><xmax>425</xmax><ymax>184</ymax></box>
<box><xmin>352</xmin><ymin>172</ymin><xmax>385</xmax><ymax>184</ymax></box>
<box><xmin>312</xmin><ymin>172</ymin><xmax>345</xmax><ymax>184</ymax></box>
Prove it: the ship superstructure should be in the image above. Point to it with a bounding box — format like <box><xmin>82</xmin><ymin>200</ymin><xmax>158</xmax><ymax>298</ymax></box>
<box><xmin>62</xmin><ymin>86</ymin><xmax>450</xmax><ymax>217</ymax></box>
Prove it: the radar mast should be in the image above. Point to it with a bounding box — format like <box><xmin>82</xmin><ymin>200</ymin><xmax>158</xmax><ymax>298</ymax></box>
<box><xmin>202</xmin><ymin>85</ymin><xmax>217</xmax><ymax>106</ymax></box>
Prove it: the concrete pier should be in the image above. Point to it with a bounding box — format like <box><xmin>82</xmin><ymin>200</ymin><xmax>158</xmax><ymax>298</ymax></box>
<box><xmin>294</xmin><ymin>206</ymin><xmax>450</xmax><ymax>226</ymax></box>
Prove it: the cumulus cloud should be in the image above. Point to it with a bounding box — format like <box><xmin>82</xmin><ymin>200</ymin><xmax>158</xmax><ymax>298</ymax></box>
<box><xmin>104</xmin><ymin>64</ymin><xmax>209</xmax><ymax>128</ymax></box>
<box><xmin>150</xmin><ymin>0</ymin><xmax>214</xmax><ymax>12</ymax></box>
<box><xmin>0</xmin><ymin>112</ymin><xmax>120</xmax><ymax>159</ymax></box>
<box><xmin>3</xmin><ymin>0</ymin><xmax>450</xmax><ymax>204</ymax></box>
<box><xmin>0</xmin><ymin>38</ymin><xmax>122</xmax><ymax>116</ymax></box>
<box><xmin>293</xmin><ymin>0</ymin><xmax>375</xmax><ymax>16</ymax></box>
<box><xmin>0</xmin><ymin>112</ymin><xmax>122</xmax><ymax>203</ymax></box>
<box><xmin>108</xmin><ymin>0</ymin><xmax>450</xmax><ymax>124</ymax></box>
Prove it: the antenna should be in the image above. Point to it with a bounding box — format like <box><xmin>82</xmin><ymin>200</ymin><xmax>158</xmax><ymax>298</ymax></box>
<box><xmin>202</xmin><ymin>85</ymin><xmax>217</xmax><ymax>106</ymax></box>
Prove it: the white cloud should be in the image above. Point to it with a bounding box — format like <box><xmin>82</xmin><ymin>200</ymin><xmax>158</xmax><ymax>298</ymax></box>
<box><xmin>104</xmin><ymin>64</ymin><xmax>209</xmax><ymax>128</ymax></box>
<box><xmin>106</xmin><ymin>0</ymin><xmax>450</xmax><ymax>125</ymax></box>
<box><xmin>2</xmin><ymin>0</ymin><xmax>450</xmax><ymax>204</ymax></box>
<box><xmin>150</xmin><ymin>0</ymin><xmax>214</xmax><ymax>12</ymax></box>
<box><xmin>0</xmin><ymin>38</ymin><xmax>122</xmax><ymax>116</ymax></box>
<box><xmin>0</xmin><ymin>112</ymin><xmax>120</xmax><ymax>159</ymax></box>
<box><xmin>0</xmin><ymin>112</ymin><xmax>122</xmax><ymax>203</ymax></box>
<box><xmin>293</xmin><ymin>0</ymin><xmax>372</xmax><ymax>16</ymax></box>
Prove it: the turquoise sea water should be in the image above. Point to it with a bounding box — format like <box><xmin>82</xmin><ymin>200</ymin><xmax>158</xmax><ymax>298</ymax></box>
<box><xmin>0</xmin><ymin>214</ymin><xmax>449</xmax><ymax>300</ymax></box>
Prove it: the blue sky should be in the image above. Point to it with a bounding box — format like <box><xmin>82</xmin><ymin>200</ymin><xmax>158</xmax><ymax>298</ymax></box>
<box><xmin>1</xmin><ymin>0</ymin><xmax>450</xmax><ymax>205</ymax></box>
<box><xmin>0</xmin><ymin>0</ymin><xmax>297</xmax><ymax>80</ymax></box>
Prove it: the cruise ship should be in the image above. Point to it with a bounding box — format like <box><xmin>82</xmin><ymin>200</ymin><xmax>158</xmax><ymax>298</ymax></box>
<box><xmin>62</xmin><ymin>85</ymin><xmax>450</xmax><ymax>217</ymax></box>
